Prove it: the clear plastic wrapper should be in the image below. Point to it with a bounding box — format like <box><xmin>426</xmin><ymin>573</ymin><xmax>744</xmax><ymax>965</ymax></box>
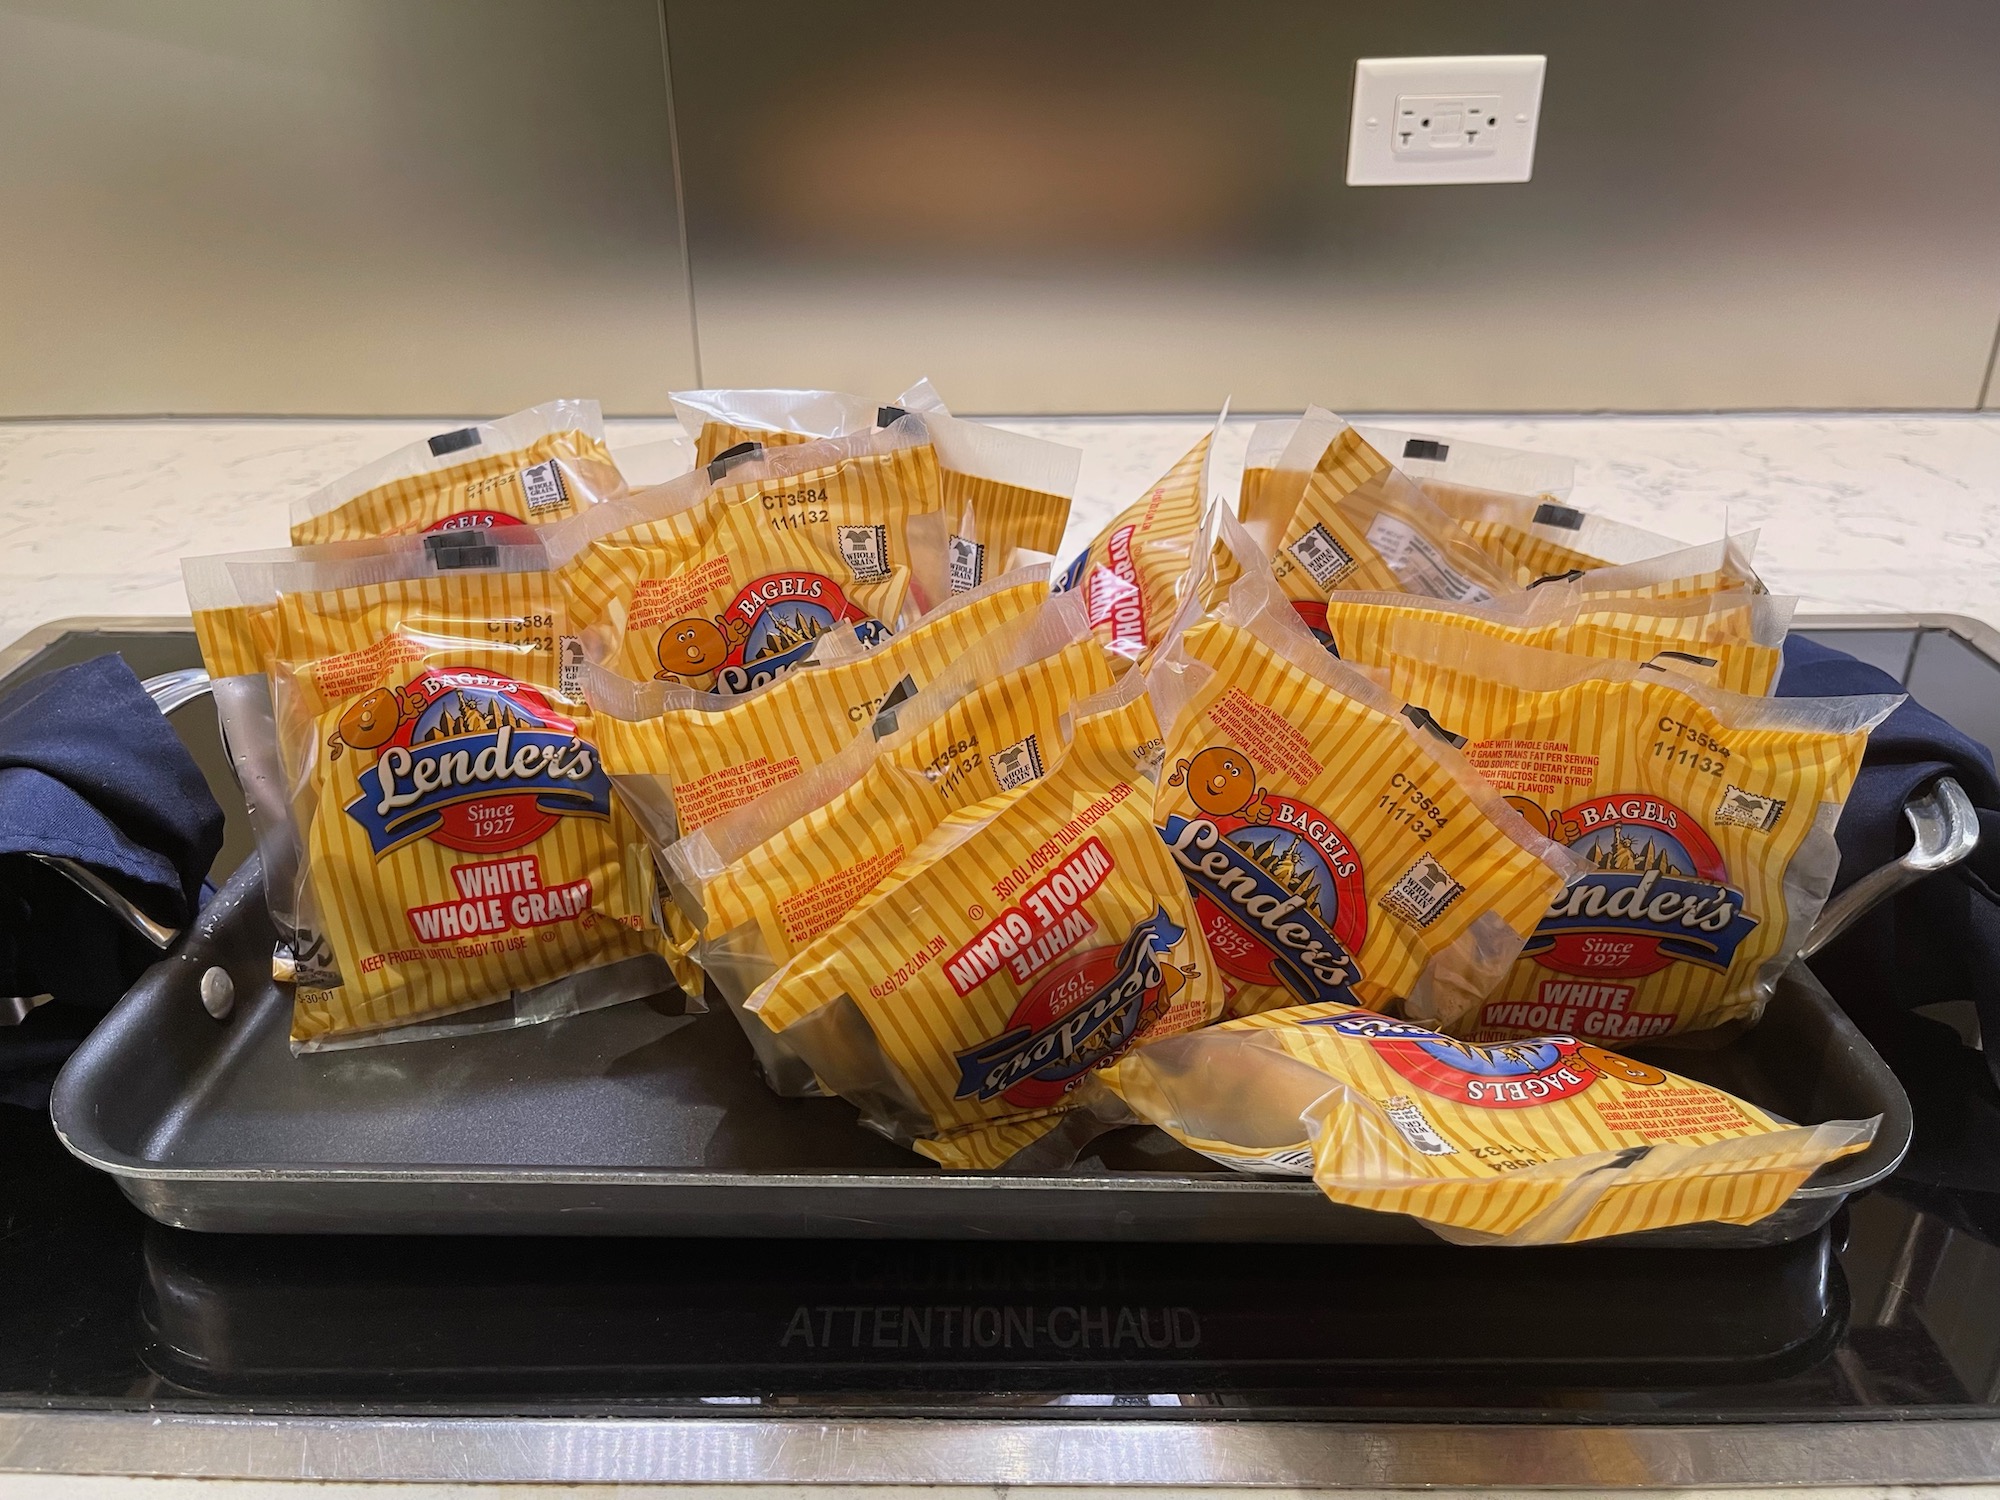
<box><xmin>209</xmin><ymin>539</ymin><xmax>672</xmax><ymax>1050</ymax></box>
<box><xmin>289</xmin><ymin>400</ymin><xmax>625</xmax><ymax>544</ymax></box>
<box><xmin>1353</xmin><ymin>424</ymin><xmax>1694</xmax><ymax>580</ymax></box>
<box><xmin>889</xmin><ymin>379</ymin><xmax>1079</xmax><ymax>601</ymax></box>
<box><xmin>1236</xmin><ymin>417</ymin><xmax>1302</xmax><ymax>539</ymax></box>
<box><xmin>1270</xmin><ymin>408</ymin><xmax>1526</xmax><ymax>612</ymax></box>
<box><xmin>1053</xmin><ymin>412</ymin><xmax>1223</xmax><ymax>669</ymax></box>
<box><xmin>186</xmin><ymin>534</ymin><xmax>551</xmax><ymax>974</ymax></box>
<box><xmin>664</xmin><ymin>596</ymin><xmax>1109</xmax><ymax>1095</ymax></box>
<box><xmin>1380</xmin><ymin>620</ymin><xmax>1900</xmax><ymax>1040</ymax></box>
<box><xmin>1309</xmin><ymin>581</ymin><xmax>1796</xmax><ymax>697</ymax></box>
<box><xmin>1567</xmin><ymin>532</ymin><xmax>1765</xmax><ymax>599</ymax></box>
<box><xmin>546</xmin><ymin>422</ymin><xmax>940</xmax><ymax>689</ymax></box>
<box><xmin>1149</xmin><ymin>518</ymin><xmax>1579</xmax><ymax>1026</ymax></box>
<box><xmin>1089</xmin><ymin>1001</ymin><xmax>1876</xmax><ymax>1245</ymax></box>
<box><xmin>590</xmin><ymin>565</ymin><xmax>1049</xmax><ymax>847</ymax></box>
<box><xmin>670</xmin><ymin>387</ymin><xmax>880</xmax><ymax>466</ymax></box>
<box><xmin>611</xmin><ymin>434</ymin><xmax>697</xmax><ymax>487</ymax></box>
<box><xmin>744</xmin><ymin>671</ymin><xmax>1222</xmax><ymax>1165</ymax></box>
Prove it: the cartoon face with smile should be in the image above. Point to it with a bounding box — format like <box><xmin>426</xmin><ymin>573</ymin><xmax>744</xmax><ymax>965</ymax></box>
<box><xmin>655</xmin><ymin>614</ymin><xmax>749</xmax><ymax>687</ymax></box>
<box><xmin>1168</xmin><ymin>746</ymin><xmax>1271</xmax><ymax>824</ymax></box>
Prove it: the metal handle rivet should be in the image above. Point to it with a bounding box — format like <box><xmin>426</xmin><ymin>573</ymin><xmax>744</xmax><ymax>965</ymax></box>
<box><xmin>199</xmin><ymin>967</ymin><xmax>235</xmax><ymax>1020</ymax></box>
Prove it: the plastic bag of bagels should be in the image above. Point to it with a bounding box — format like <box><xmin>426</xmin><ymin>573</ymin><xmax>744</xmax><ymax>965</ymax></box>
<box><xmin>547</xmin><ymin>422</ymin><xmax>937</xmax><ymax>689</ymax></box>
<box><xmin>1270</xmin><ymin>408</ymin><xmax>1525</xmax><ymax>609</ymax></box>
<box><xmin>663</xmin><ymin>595</ymin><xmax>1111</xmax><ymax>1094</ymax></box>
<box><xmin>1087</xmin><ymin>1000</ymin><xmax>1876</xmax><ymax>1245</ymax></box>
<box><xmin>670</xmin><ymin>387</ymin><xmax>880</xmax><ymax>467</ymax></box>
<box><xmin>1307</xmin><ymin>580</ymin><xmax>1795</xmax><ymax>697</ymax></box>
<box><xmin>185</xmin><ymin>532</ymin><xmax>550</xmax><ymax>984</ymax></box>
<box><xmin>741</xmin><ymin>668</ymin><xmax>1221</xmax><ymax>1164</ymax></box>
<box><xmin>1355</xmin><ymin>424</ymin><xmax>1691</xmax><ymax>582</ymax></box>
<box><xmin>290</xmin><ymin>400</ymin><xmax>625</xmax><ymax>545</ymax></box>
<box><xmin>1380</xmin><ymin>618</ymin><xmax>1898</xmax><ymax>1041</ymax></box>
<box><xmin>885</xmin><ymin>381</ymin><xmax>1079</xmax><ymax>601</ymax></box>
<box><xmin>1053</xmin><ymin>413</ymin><xmax>1222</xmax><ymax>669</ymax></box>
<box><xmin>1148</xmin><ymin>517</ymin><xmax>1577</xmax><ymax>1026</ymax></box>
<box><xmin>255</xmin><ymin>540</ymin><xmax>674</xmax><ymax>1049</ymax></box>
<box><xmin>590</xmin><ymin>565</ymin><xmax>1051</xmax><ymax>847</ymax></box>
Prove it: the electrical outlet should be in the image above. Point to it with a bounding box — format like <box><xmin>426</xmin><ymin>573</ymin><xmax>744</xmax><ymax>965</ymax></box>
<box><xmin>1347</xmin><ymin>56</ymin><xmax>1546</xmax><ymax>186</ymax></box>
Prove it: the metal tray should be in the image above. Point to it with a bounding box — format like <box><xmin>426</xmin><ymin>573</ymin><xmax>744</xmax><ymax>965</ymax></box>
<box><xmin>47</xmin><ymin>855</ymin><xmax>1909</xmax><ymax>1243</ymax></box>
<box><xmin>33</xmin><ymin>618</ymin><xmax>1944</xmax><ymax>1244</ymax></box>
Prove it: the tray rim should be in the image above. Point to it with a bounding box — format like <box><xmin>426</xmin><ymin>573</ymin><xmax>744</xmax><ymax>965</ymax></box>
<box><xmin>47</xmin><ymin>860</ymin><xmax>1906</xmax><ymax>1212</ymax></box>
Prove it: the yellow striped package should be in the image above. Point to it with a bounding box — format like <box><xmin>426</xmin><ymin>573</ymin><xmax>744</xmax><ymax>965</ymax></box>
<box><xmin>1355</xmin><ymin>424</ymin><xmax>1685</xmax><ymax>581</ymax></box>
<box><xmin>744</xmin><ymin>671</ymin><xmax>1222</xmax><ymax>1166</ymax></box>
<box><xmin>590</xmin><ymin>566</ymin><xmax>1050</xmax><ymax>845</ymax></box>
<box><xmin>1053</xmin><ymin>422</ymin><xmax>1217</xmax><ymax>668</ymax></box>
<box><xmin>1091</xmin><ymin>1002</ymin><xmax>1876</xmax><ymax>1245</ymax></box>
<box><xmin>889</xmin><ymin>382</ymin><xmax>1079</xmax><ymax>599</ymax></box>
<box><xmin>260</xmin><ymin>549</ymin><xmax>671</xmax><ymax>1049</ymax></box>
<box><xmin>673</xmin><ymin>381</ymin><xmax>1078</xmax><ymax>605</ymax></box>
<box><xmin>1310</xmin><ymin>583</ymin><xmax>1795</xmax><ymax>697</ymax></box>
<box><xmin>1381</xmin><ymin>622</ymin><xmax>1898</xmax><ymax>1041</ymax></box>
<box><xmin>1269</xmin><ymin>408</ymin><xmax>1524</xmax><ymax>630</ymax></box>
<box><xmin>548</xmin><ymin>423</ymin><xmax>938</xmax><ymax>689</ymax></box>
<box><xmin>290</xmin><ymin>400</ymin><xmax>625</xmax><ymax>545</ymax></box>
<box><xmin>1148</xmin><ymin>564</ymin><xmax>1577</xmax><ymax>1025</ymax></box>
<box><xmin>665</xmin><ymin>598</ymin><xmax>1111</xmax><ymax>1094</ymax></box>
<box><xmin>185</xmin><ymin>534</ymin><xmax>551</xmax><ymax>979</ymax></box>
<box><xmin>1566</xmin><ymin>532</ymin><xmax>1764</xmax><ymax>601</ymax></box>
<box><xmin>1236</xmin><ymin>417</ymin><xmax>1304</xmax><ymax>540</ymax></box>
<box><xmin>671</xmin><ymin>387</ymin><xmax>880</xmax><ymax>467</ymax></box>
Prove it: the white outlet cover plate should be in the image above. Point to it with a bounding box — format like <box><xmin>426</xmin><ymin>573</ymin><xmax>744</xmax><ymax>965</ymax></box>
<box><xmin>1347</xmin><ymin>55</ymin><xmax>1546</xmax><ymax>186</ymax></box>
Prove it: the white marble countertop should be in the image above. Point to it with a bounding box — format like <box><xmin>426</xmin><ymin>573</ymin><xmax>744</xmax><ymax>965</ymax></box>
<box><xmin>2</xmin><ymin>411</ymin><xmax>1997</xmax><ymax>650</ymax></box>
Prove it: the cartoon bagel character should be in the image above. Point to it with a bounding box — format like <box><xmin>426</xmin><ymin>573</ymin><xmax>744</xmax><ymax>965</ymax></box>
<box><xmin>1136</xmin><ymin>960</ymin><xmax>1199</xmax><ymax>1033</ymax></box>
<box><xmin>1575</xmin><ymin>1044</ymin><xmax>1667</xmax><ymax>1087</ymax></box>
<box><xmin>1167</xmin><ymin>745</ymin><xmax>1272</xmax><ymax>825</ymax></box>
<box><xmin>327</xmin><ymin>683</ymin><xmax>422</xmax><ymax>762</ymax></box>
<box><xmin>654</xmin><ymin>613</ymin><xmax>750</xmax><ymax>688</ymax></box>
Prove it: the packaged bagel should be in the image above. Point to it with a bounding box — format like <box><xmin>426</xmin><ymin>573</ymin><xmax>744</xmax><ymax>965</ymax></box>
<box><xmin>1380</xmin><ymin>621</ymin><xmax>1899</xmax><ymax>1041</ymax></box>
<box><xmin>591</xmin><ymin>566</ymin><xmax>1051</xmax><ymax>846</ymax></box>
<box><xmin>672</xmin><ymin>381</ymin><xmax>1077</xmax><ymax>605</ymax></box>
<box><xmin>744</xmin><ymin>671</ymin><xmax>1222</xmax><ymax>1165</ymax></box>
<box><xmin>257</xmin><ymin>546</ymin><xmax>672</xmax><ymax>1049</ymax></box>
<box><xmin>1090</xmin><ymin>1002</ymin><xmax>1876</xmax><ymax>1245</ymax></box>
<box><xmin>549</xmin><ymin>422</ymin><xmax>939</xmax><ymax>690</ymax></box>
<box><xmin>291</xmin><ymin>400</ymin><xmax>625</xmax><ymax>545</ymax></box>
<box><xmin>886</xmin><ymin>381</ymin><xmax>1079</xmax><ymax>599</ymax></box>
<box><xmin>671</xmin><ymin>387</ymin><xmax>880</xmax><ymax>466</ymax></box>
<box><xmin>664</xmin><ymin>597</ymin><xmax>1110</xmax><ymax>1094</ymax></box>
<box><xmin>1054</xmin><ymin>418</ymin><xmax>1219</xmax><ymax>668</ymax></box>
<box><xmin>186</xmin><ymin>533</ymin><xmax>555</xmax><ymax>983</ymax></box>
<box><xmin>1236</xmin><ymin>417</ymin><xmax>1303</xmax><ymax>539</ymax></box>
<box><xmin>1271</xmin><ymin>408</ymin><xmax>1525</xmax><ymax>614</ymax></box>
<box><xmin>1356</xmin><ymin>425</ymin><xmax>1686</xmax><ymax>581</ymax></box>
<box><xmin>1149</xmin><ymin>553</ymin><xmax>1577</xmax><ymax>1025</ymax></box>
<box><xmin>1565</xmin><ymin>533</ymin><xmax>1764</xmax><ymax>601</ymax></box>
<box><xmin>1308</xmin><ymin>584</ymin><xmax>1794</xmax><ymax>697</ymax></box>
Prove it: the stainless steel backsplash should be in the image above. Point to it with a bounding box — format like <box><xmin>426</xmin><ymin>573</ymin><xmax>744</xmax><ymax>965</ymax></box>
<box><xmin>5</xmin><ymin>0</ymin><xmax>1999</xmax><ymax>415</ymax></box>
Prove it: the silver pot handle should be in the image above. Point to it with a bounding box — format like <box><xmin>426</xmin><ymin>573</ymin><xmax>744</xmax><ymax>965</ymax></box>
<box><xmin>141</xmin><ymin>666</ymin><xmax>213</xmax><ymax>715</ymax></box>
<box><xmin>1800</xmin><ymin>775</ymin><xmax>1980</xmax><ymax>961</ymax></box>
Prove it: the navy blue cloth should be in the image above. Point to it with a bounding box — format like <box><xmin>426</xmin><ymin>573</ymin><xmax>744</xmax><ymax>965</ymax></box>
<box><xmin>1779</xmin><ymin>634</ymin><xmax>2000</xmax><ymax>1197</ymax></box>
<box><xmin>0</xmin><ymin>655</ymin><xmax>225</xmax><ymax>1107</ymax></box>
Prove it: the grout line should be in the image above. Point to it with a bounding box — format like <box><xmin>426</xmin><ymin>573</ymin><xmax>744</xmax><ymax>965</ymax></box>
<box><xmin>656</xmin><ymin>0</ymin><xmax>703</xmax><ymax>389</ymax></box>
